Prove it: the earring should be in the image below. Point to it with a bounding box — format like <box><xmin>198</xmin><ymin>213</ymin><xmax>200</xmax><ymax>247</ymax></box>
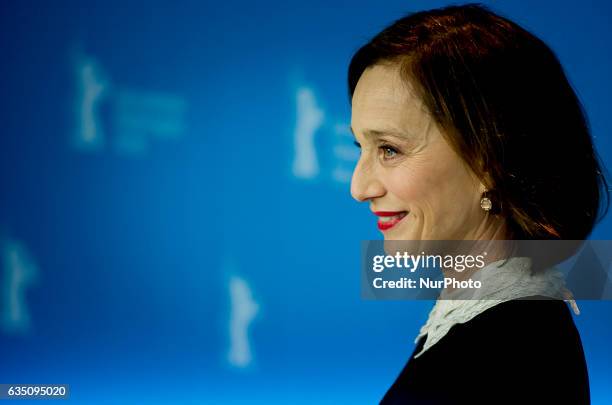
<box><xmin>480</xmin><ymin>189</ymin><xmax>493</xmax><ymax>212</ymax></box>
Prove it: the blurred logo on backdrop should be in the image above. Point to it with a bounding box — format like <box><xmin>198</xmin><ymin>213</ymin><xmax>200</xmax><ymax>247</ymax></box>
<box><xmin>228</xmin><ymin>275</ymin><xmax>259</xmax><ymax>369</ymax></box>
<box><xmin>72</xmin><ymin>52</ymin><xmax>188</xmax><ymax>157</ymax></box>
<box><xmin>291</xmin><ymin>86</ymin><xmax>358</xmax><ymax>184</ymax></box>
<box><xmin>0</xmin><ymin>237</ymin><xmax>39</xmax><ymax>335</ymax></box>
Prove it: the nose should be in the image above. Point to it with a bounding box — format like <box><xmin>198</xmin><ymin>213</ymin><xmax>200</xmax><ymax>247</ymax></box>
<box><xmin>350</xmin><ymin>155</ymin><xmax>386</xmax><ymax>202</ymax></box>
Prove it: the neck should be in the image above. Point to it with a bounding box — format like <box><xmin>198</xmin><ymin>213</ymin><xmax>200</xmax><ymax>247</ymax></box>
<box><xmin>441</xmin><ymin>216</ymin><xmax>511</xmax><ymax>293</ymax></box>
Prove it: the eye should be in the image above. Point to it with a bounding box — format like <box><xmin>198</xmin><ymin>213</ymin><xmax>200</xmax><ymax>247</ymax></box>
<box><xmin>353</xmin><ymin>140</ymin><xmax>361</xmax><ymax>149</ymax></box>
<box><xmin>380</xmin><ymin>144</ymin><xmax>399</xmax><ymax>160</ymax></box>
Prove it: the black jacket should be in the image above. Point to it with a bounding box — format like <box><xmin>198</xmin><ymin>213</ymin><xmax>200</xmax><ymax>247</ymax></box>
<box><xmin>380</xmin><ymin>298</ymin><xmax>590</xmax><ymax>404</ymax></box>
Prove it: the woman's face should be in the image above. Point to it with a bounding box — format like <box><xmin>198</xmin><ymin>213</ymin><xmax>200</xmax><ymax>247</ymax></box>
<box><xmin>350</xmin><ymin>63</ymin><xmax>489</xmax><ymax>241</ymax></box>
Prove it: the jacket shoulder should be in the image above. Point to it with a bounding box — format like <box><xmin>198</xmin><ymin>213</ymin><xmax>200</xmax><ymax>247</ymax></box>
<box><xmin>380</xmin><ymin>298</ymin><xmax>591</xmax><ymax>405</ymax></box>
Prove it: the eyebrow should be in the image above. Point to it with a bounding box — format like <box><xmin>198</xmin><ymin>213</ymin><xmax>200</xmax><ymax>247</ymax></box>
<box><xmin>349</xmin><ymin>126</ymin><xmax>411</xmax><ymax>140</ymax></box>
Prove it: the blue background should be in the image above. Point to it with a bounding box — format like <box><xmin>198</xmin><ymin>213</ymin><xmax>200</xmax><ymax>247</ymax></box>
<box><xmin>1</xmin><ymin>0</ymin><xmax>611</xmax><ymax>403</ymax></box>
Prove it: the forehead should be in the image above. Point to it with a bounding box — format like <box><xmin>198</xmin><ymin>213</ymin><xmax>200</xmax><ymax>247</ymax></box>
<box><xmin>351</xmin><ymin>63</ymin><xmax>430</xmax><ymax>136</ymax></box>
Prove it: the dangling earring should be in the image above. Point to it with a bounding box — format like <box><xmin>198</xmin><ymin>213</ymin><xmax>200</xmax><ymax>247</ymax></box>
<box><xmin>480</xmin><ymin>189</ymin><xmax>493</xmax><ymax>212</ymax></box>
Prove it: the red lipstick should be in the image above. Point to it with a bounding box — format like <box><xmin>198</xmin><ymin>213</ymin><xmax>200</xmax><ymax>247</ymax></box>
<box><xmin>373</xmin><ymin>211</ymin><xmax>408</xmax><ymax>231</ymax></box>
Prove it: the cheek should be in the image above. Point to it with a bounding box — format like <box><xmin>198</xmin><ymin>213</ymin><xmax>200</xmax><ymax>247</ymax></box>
<box><xmin>385</xmin><ymin>165</ymin><xmax>428</xmax><ymax>206</ymax></box>
<box><xmin>386</xmin><ymin>161</ymin><xmax>478</xmax><ymax>220</ymax></box>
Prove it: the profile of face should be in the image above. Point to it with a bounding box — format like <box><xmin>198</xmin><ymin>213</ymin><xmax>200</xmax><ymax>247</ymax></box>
<box><xmin>350</xmin><ymin>63</ymin><xmax>493</xmax><ymax>241</ymax></box>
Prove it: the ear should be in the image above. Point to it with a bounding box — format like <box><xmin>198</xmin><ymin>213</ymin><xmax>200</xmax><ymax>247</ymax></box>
<box><xmin>473</xmin><ymin>156</ymin><xmax>491</xmax><ymax>190</ymax></box>
<box><xmin>479</xmin><ymin>182</ymin><xmax>487</xmax><ymax>195</ymax></box>
<box><xmin>476</xmin><ymin>172</ymin><xmax>496</xmax><ymax>198</ymax></box>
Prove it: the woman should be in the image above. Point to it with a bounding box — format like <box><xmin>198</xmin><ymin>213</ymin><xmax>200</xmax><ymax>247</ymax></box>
<box><xmin>347</xmin><ymin>3</ymin><xmax>609</xmax><ymax>404</ymax></box>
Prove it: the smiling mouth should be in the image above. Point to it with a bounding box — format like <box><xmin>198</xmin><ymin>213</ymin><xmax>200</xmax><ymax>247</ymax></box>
<box><xmin>375</xmin><ymin>211</ymin><xmax>408</xmax><ymax>231</ymax></box>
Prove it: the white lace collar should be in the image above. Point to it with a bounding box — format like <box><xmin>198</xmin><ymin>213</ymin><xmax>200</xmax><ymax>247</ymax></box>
<box><xmin>413</xmin><ymin>256</ymin><xmax>580</xmax><ymax>359</ymax></box>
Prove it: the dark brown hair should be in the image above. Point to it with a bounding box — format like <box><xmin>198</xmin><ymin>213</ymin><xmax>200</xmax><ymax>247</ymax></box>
<box><xmin>348</xmin><ymin>2</ymin><xmax>610</xmax><ymax>240</ymax></box>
